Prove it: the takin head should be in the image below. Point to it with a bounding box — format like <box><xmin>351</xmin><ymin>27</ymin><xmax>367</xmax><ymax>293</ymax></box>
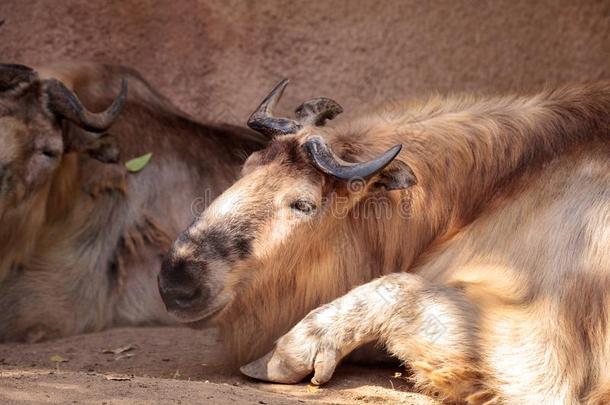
<box><xmin>0</xmin><ymin>63</ymin><xmax>126</xmax><ymax>220</ymax></box>
<box><xmin>158</xmin><ymin>80</ymin><xmax>417</xmax><ymax>329</ymax></box>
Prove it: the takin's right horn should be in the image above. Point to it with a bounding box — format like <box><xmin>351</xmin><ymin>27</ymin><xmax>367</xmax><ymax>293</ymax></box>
<box><xmin>304</xmin><ymin>136</ymin><xmax>402</xmax><ymax>180</ymax></box>
<box><xmin>45</xmin><ymin>78</ymin><xmax>128</xmax><ymax>133</ymax></box>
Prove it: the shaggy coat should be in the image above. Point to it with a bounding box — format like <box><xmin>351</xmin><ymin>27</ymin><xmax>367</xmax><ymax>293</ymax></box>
<box><xmin>162</xmin><ymin>81</ymin><xmax>610</xmax><ymax>404</ymax></box>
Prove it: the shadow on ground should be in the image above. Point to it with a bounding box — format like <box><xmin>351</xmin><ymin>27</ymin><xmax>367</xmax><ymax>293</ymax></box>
<box><xmin>0</xmin><ymin>327</ymin><xmax>436</xmax><ymax>404</ymax></box>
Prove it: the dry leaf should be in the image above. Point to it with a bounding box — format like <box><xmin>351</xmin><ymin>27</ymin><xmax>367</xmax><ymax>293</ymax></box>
<box><xmin>103</xmin><ymin>344</ymin><xmax>135</xmax><ymax>355</ymax></box>
<box><xmin>49</xmin><ymin>355</ymin><xmax>68</xmax><ymax>363</ymax></box>
<box><xmin>105</xmin><ymin>374</ymin><xmax>131</xmax><ymax>381</ymax></box>
<box><xmin>114</xmin><ymin>352</ymin><xmax>134</xmax><ymax>361</ymax></box>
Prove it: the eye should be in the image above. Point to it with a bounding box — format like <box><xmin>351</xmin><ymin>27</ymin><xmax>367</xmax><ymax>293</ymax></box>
<box><xmin>290</xmin><ymin>199</ymin><xmax>316</xmax><ymax>215</ymax></box>
<box><xmin>41</xmin><ymin>148</ymin><xmax>60</xmax><ymax>159</ymax></box>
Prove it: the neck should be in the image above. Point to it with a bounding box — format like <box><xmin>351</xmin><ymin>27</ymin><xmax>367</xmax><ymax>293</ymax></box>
<box><xmin>336</xmin><ymin>82</ymin><xmax>610</xmax><ymax>238</ymax></box>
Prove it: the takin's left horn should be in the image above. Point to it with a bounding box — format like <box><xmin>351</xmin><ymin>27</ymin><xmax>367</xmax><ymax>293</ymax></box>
<box><xmin>45</xmin><ymin>78</ymin><xmax>128</xmax><ymax>133</ymax></box>
<box><xmin>247</xmin><ymin>79</ymin><xmax>301</xmax><ymax>138</ymax></box>
<box><xmin>304</xmin><ymin>136</ymin><xmax>402</xmax><ymax>180</ymax></box>
<box><xmin>248</xmin><ymin>80</ymin><xmax>343</xmax><ymax>138</ymax></box>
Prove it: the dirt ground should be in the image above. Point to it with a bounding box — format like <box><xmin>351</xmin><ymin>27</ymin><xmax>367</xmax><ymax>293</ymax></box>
<box><xmin>0</xmin><ymin>327</ymin><xmax>436</xmax><ymax>405</ymax></box>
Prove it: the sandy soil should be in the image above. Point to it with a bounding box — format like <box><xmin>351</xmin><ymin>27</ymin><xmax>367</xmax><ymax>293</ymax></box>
<box><xmin>0</xmin><ymin>327</ymin><xmax>436</xmax><ymax>405</ymax></box>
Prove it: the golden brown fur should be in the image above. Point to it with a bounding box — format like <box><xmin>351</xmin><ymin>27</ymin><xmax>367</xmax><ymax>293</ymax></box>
<box><xmin>164</xmin><ymin>81</ymin><xmax>610</xmax><ymax>403</ymax></box>
<box><xmin>221</xmin><ymin>82</ymin><xmax>610</xmax><ymax>357</ymax></box>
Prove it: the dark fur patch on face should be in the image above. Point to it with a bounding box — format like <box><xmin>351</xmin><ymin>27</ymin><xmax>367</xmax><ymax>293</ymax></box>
<box><xmin>203</xmin><ymin>227</ymin><xmax>232</xmax><ymax>260</ymax></box>
<box><xmin>183</xmin><ymin>221</ymin><xmax>256</xmax><ymax>266</ymax></box>
<box><xmin>234</xmin><ymin>234</ymin><xmax>253</xmax><ymax>259</ymax></box>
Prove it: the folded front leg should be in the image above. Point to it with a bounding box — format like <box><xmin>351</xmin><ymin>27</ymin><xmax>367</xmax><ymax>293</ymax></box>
<box><xmin>241</xmin><ymin>273</ymin><xmax>490</xmax><ymax>402</ymax></box>
<box><xmin>240</xmin><ymin>276</ymin><xmax>384</xmax><ymax>385</ymax></box>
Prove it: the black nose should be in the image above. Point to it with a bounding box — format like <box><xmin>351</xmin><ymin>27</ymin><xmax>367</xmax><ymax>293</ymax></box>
<box><xmin>158</xmin><ymin>256</ymin><xmax>203</xmax><ymax>311</ymax></box>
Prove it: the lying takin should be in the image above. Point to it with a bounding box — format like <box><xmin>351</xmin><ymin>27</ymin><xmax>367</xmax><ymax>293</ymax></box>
<box><xmin>159</xmin><ymin>80</ymin><xmax>610</xmax><ymax>404</ymax></box>
<box><xmin>0</xmin><ymin>62</ymin><xmax>267</xmax><ymax>342</ymax></box>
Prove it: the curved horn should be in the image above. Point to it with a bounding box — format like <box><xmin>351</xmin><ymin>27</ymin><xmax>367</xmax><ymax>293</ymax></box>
<box><xmin>247</xmin><ymin>79</ymin><xmax>301</xmax><ymax>138</ymax></box>
<box><xmin>248</xmin><ymin>80</ymin><xmax>344</xmax><ymax>138</ymax></box>
<box><xmin>45</xmin><ymin>78</ymin><xmax>128</xmax><ymax>133</ymax></box>
<box><xmin>295</xmin><ymin>97</ymin><xmax>343</xmax><ymax>127</ymax></box>
<box><xmin>304</xmin><ymin>136</ymin><xmax>402</xmax><ymax>180</ymax></box>
<box><xmin>0</xmin><ymin>64</ymin><xmax>36</xmax><ymax>92</ymax></box>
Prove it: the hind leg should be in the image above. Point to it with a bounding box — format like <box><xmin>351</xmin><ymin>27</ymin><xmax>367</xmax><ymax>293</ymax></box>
<box><xmin>241</xmin><ymin>273</ymin><xmax>496</xmax><ymax>403</ymax></box>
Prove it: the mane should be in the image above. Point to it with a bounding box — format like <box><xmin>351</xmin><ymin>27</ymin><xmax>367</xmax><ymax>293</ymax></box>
<box><xmin>218</xmin><ymin>81</ymin><xmax>610</xmax><ymax>364</ymax></box>
<box><xmin>329</xmin><ymin>81</ymin><xmax>610</xmax><ymax>240</ymax></box>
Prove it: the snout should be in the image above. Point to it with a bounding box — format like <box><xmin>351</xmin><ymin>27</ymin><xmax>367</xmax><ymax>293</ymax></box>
<box><xmin>158</xmin><ymin>256</ymin><xmax>207</xmax><ymax>319</ymax></box>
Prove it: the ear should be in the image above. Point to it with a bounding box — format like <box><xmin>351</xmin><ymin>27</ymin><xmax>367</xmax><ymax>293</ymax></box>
<box><xmin>62</xmin><ymin>122</ymin><xmax>120</xmax><ymax>163</ymax></box>
<box><xmin>85</xmin><ymin>135</ymin><xmax>120</xmax><ymax>163</ymax></box>
<box><xmin>371</xmin><ymin>160</ymin><xmax>417</xmax><ymax>191</ymax></box>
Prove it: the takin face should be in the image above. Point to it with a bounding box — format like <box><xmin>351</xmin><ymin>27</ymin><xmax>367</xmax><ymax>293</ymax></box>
<box><xmin>0</xmin><ymin>63</ymin><xmax>126</xmax><ymax>221</ymax></box>
<box><xmin>158</xmin><ymin>80</ymin><xmax>417</xmax><ymax>324</ymax></box>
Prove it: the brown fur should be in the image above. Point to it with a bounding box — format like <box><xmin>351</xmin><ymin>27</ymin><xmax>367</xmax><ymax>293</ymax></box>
<box><xmin>0</xmin><ymin>76</ymin><xmax>65</xmax><ymax>284</ymax></box>
<box><xmin>0</xmin><ymin>62</ymin><xmax>267</xmax><ymax>341</ymax></box>
<box><xmin>167</xmin><ymin>81</ymin><xmax>610</xmax><ymax>403</ymax></box>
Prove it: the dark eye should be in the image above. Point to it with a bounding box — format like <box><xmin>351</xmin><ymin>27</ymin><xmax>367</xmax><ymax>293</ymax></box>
<box><xmin>290</xmin><ymin>199</ymin><xmax>316</xmax><ymax>215</ymax></box>
<box><xmin>41</xmin><ymin>148</ymin><xmax>60</xmax><ymax>159</ymax></box>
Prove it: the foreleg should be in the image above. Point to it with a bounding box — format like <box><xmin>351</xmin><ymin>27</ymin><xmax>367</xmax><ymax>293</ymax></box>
<box><xmin>241</xmin><ymin>273</ymin><xmax>495</xmax><ymax>403</ymax></box>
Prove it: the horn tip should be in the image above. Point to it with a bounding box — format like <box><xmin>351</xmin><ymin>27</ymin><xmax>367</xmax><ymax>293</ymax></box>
<box><xmin>275</xmin><ymin>78</ymin><xmax>290</xmax><ymax>92</ymax></box>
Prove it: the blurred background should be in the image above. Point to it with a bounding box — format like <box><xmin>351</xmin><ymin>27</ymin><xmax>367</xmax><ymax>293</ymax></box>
<box><xmin>1</xmin><ymin>0</ymin><xmax>608</xmax><ymax>125</ymax></box>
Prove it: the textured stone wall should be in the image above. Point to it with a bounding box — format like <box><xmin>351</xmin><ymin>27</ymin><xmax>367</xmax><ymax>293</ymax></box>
<box><xmin>1</xmin><ymin>0</ymin><xmax>608</xmax><ymax>124</ymax></box>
